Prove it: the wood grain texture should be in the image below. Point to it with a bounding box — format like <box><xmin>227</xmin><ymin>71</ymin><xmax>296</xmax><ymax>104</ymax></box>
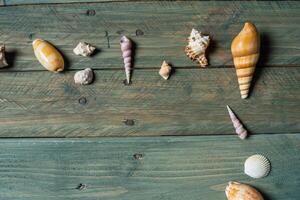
<box><xmin>0</xmin><ymin>1</ymin><xmax>299</xmax><ymax>71</ymax></box>
<box><xmin>1</xmin><ymin>0</ymin><xmax>119</xmax><ymax>6</ymax></box>
<box><xmin>0</xmin><ymin>67</ymin><xmax>298</xmax><ymax>137</ymax></box>
<box><xmin>0</xmin><ymin>134</ymin><xmax>299</xmax><ymax>200</ymax></box>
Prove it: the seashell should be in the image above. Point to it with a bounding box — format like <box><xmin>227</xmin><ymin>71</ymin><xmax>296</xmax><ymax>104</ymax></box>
<box><xmin>73</xmin><ymin>42</ymin><xmax>96</xmax><ymax>57</ymax></box>
<box><xmin>159</xmin><ymin>61</ymin><xmax>172</xmax><ymax>80</ymax></box>
<box><xmin>225</xmin><ymin>181</ymin><xmax>264</xmax><ymax>200</ymax></box>
<box><xmin>226</xmin><ymin>105</ymin><xmax>248</xmax><ymax>140</ymax></box>
<box><xmin>120</xmin><ymin>36</ymin><xmax>133</xmax><ymax>84</ymax></box>
<box><xmin>185</xmin><ymin>28</ymin><xmax>210</xmax><ymax>67</ymax></box>
<box><xmin>244</xmin><ymin>154</ymin><xmax>271</xmax><ymax>179</ymax></box>
<box><xmin>231</xmin><ymin>22</ymin><xmax>260</xmax><ymax>99</ymax></box>
<box><xmin>74</xmin><ymin>68</ymin><xmax>94</xmax><ymax>85</ymax></box>
<box><xmin>0</xmin><ymin>45</ymin><xmax>8</xmax><ymax>68</ymax></box>
<box><xmin>32</xmin><ymin>39</ymin><xmax>64</xmax><ymax>72</ymax></box>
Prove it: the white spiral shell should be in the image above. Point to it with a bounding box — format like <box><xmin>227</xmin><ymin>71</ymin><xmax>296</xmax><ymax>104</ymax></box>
<box><xmin>120</xmin><ymin>36</ymin><xmax>133</xmax><ymax>84</ymax></box>
<box><xmin>226</xmin><ymin>105</ymin><xmax>248</xmax><ymax>139</ymax></box>
<box><xmin>185</xmin><ymin>28</ymin><xmax>210</xmax><ymax>67</ymax></box>
<box><xmin>244</xmin><ymin>154</ymin><xmax>271</xmax><ymax>179</ymax></box>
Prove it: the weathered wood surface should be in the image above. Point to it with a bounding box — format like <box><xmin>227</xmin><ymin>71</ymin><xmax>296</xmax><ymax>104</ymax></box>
<box><xmin>0</xmin><ymin>134</ymin><xmax>299</xmax><ymax>200</ymax></box>
<box><xmin>0</xmin><ymin>1</ymin><xmax>299</xmax><ymax>71</ymax></box>
<box><xmin>0</xmin><ymin>0</ymin><xmax>117</xmax><ymax>6</ymax></box>
<box><xmin>0</xmin><ymin>67</ymin><xmax>299</xmax><ymax>137</ymax></box>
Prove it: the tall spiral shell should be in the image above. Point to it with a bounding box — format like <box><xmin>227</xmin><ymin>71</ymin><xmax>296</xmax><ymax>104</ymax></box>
<box><xmin>231</xmin><ymin>22</ymin><xmax>260</xmax><ymax>99</ymax></box>
<box><xmin>225</xmin><ymin>181</ymin><xmax>264</xmax><ymax>200</ymax></box>
<box><xmin>227</xmin><ymin>105</ymin><xmax>248</xmax><ymax>139</ymax></box>
<box><xmin>120</xmin><ymin>36</ymin><xmax>133</xmax><ymax>84</ymax></box>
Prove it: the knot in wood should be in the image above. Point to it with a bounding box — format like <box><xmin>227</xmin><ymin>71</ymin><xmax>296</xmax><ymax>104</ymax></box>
<box><xmin>86</xmin><ymin>9</ymin><xmax>96</xmax><ymax>16</ymax></box>
<box><xmin>78</xmin><ymin>97</ymin><xmax>87</xmax><ymax>105</ymax></box>
<box><xmin>123</xmin><ymin>119</ymin><xmax>135</xmax><ymax>126</ymax></box>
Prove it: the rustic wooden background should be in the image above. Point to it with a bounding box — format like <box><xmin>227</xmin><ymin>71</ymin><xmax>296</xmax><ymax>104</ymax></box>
<box><xmin>0</xmin><ymin>1</ymin><xmax>299</xmax><ymax>199</ymax></box>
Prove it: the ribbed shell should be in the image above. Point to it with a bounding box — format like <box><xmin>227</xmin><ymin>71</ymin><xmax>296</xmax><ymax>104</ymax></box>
<box><xmin>32</xmin><ymin>39</ymin><xmax>64</xmax><ymax>72</ymax></box>
<box><xmin>185</xmin><ymin>28</ymin><xmax>210</xmax><ymax>67</ymax></box>
<box><xmin>231</xmin><ymin>22</ymin><xmax>260</xmax><ymax>99</ymax></box>
<box><xmin>225</xmin><ymin>181</ymin><xmax>264</xmax><ymax>200</ymax></box>
<box><xmin>244</xmin><ymin>154</ymin><xmax>271</xmax><ymax>179</ymax></box>
<box><xmin>120</xmin><ymin>36</ymin><xmax>133</xmax><ymax>84</ymax></box>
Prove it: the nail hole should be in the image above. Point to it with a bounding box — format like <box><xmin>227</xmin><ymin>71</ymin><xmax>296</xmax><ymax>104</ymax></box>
<box><xmin>76</xmin><ymin>183</ymin><xmax>87</xmax><ymax>190</ymax></box>
<box><xmin>123</xmin><ymin>119</ymin><xmax>134</xmax><ymax>126</ymax></box>
<box><xmin>78</xmin><ymin>97</ymin><xmax>87</xmax><ymax>105</ymax></box>
<box><xmin>135</xmin><ymin>29</ymin><xmax>144</xmax><ymax>36</ymax></box>
<box><xmin>28</xmin><ymin>33</ymin><xmax>34</xmax><ymax>40</ymax></box>
<box><xmin>133</xmin><ymin>153</ymin><xmax>143</xmax><ymax>160</ymax></box>
<box><xmin>123</xmin><ymin>79</ymin><xmax>132</xmax><ymax>86</ymax></box>
<box><xmin>86</xmin><ymin>9</ymin><xmax>96</xmax><ymax>16</ymax></box>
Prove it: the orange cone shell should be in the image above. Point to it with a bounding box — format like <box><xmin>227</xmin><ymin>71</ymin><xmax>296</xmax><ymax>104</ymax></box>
<box><xmin>231</xmin><ymin>22</ymin><xmax>260</xmax><ymax>99</ymax></box>
<box><xmin>33</xmin><ymin>39</ymin><xmax>64</xmax><ymax>72</ymax></box>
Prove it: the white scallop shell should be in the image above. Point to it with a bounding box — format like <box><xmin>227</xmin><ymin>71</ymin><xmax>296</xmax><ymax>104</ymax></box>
<box><xmin>244</xmin><ymin>154</ymin><xmax>271</xmax><ymax>179</ymax></box>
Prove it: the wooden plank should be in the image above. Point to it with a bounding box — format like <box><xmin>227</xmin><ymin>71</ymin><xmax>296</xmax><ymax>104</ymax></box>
<box><xmin>0</xmin><ymin>1</ymin><xmax>299</xmax><ymax>71</ymax></box>
<box><xmin>1</xmin><ymin>0</ymin><xmax>119</xmax><ymax>6</ymax></box>
<box><xmin>0</xmin><ymin>67</ymin><xmax>298</xmax><ymax>137</ymax></box>
<box><xmin>0</xmin><ymin>134</ymin><xmax>299</xmax><ymax>199</ymax></box>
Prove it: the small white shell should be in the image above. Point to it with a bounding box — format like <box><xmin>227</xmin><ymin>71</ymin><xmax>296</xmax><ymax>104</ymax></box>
<box><xmin>159</xmin><ymin>61</ymin><xmax>172</xmax><ymax>80</ymax></box>
<box><xmin>0</xmin><ymin>45</ymin><xmax>8</xmax><ymax>68</ymax></box>
<box><xmin>73</xmin><ymin>42</ymin><xmax>96</xmax><ymax>57</ymax></box>
<box><xmin>244</xmin><ymin>154</ymin><xmax>271</xmax><ymax>178</ymax></box>
<box><xmin>74</xmin><ymin>68</ymin><xmax>94</xmax><ymax>85</ymax></box>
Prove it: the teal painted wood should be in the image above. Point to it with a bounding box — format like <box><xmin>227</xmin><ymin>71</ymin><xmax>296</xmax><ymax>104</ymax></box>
<box><xmin>1</xmin><ymin>0</ymin><xmax>118</xmax><ymax>6</ymax></box>
<box><xmin>0</xmin><ymin>67</ymin><xmax>299</xmax><ymax>137</ymax></box>
<box><xmin>0</xmin><ymin>134</ymin><xmax>299</xmax><ymax>200</ymax></box>
<box><xmin>0</xmin><ymin>1</ymin><xmax>299</xmax><ymax>70</ymax></box>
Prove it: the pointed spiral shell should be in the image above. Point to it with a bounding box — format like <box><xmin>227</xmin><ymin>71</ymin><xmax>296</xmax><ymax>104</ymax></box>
<box><xmin>0</xmin><ymin>45</ymin><xmax>8</xmax><ymax>68</ymax></box>
<box><xmin>227</xmin><ymin>105</ymin><xmax>248</xmax><ymax>139</ymax></box>
<box><xmin>225</xmin><ymin>181</ymin><xmax>264</xmax><ymax>200</ymax></box>
<box><xmin>120</xmin><ymin>36</ymin><xmax>133</xmax><ymax>84</ymax></box>
<box><xmin>231</xmin><ymin>22</ymin><xmax>260</xmax><ymax>99</ymax></box>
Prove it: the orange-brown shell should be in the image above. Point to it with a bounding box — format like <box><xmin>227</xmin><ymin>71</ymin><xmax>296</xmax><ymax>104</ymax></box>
<box><xmin>33</xmin><ymin>39</ymin><xmax>64</xmax><ymax>72</ymax></box>
<box><xmin>231</xmin><ymin>22</ymin><xmax>260</xmax><ymax>99</ymax></box>
<box><xmin>225</xmin><ymin>181</ymin><xmax>264</xmax><ymax>200</ymax></box>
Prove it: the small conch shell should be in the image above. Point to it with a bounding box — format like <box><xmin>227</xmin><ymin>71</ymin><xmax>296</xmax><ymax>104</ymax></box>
<box><xmin>226</xmin><ymin>105</ymin><xmax>248</xmax><ymax>139</ymax></box>
<box><xmin>32</xmin><ymin>39</ymin><xmax>64</xmax><ymax>72</ymax></box>
<box><xmin>225</xmin><ymin>181</ymin><xmax>264</xmax><ymax>200</ymax></box>
<box><xmin>159</xmin><ymin>61</ymin><xmax>172</xmax><ymax>80</ymax></box>
<box><xmin>74</xmin><ymin>68</ymin><xmax>94</xmax><ymax>85</ymax></box>
<box><xmin>185</xmin><ymin>28</ymin><xmax>210</xmax><ymax>67</ymax></box>
<box><xmin>231</xmin><ymin>22</ymin><xmax>260</xmax><ymax>99</ymax></box>
<box><xmin>0</xmin><ymin>45</ymin><xmax>8</xmax><ymax>68</ymax></box>
<box><xmin>244</xmin><ymin>154</ymin><xmax>271</xmax><ymax>179</ymax></box>
<box><xmin>120</xmin><ymin>36</ymin><xmax>133</xmax><ymax>84</ymax></box>
<box><xmin>73</xmin><ymin>42</ymin><xmax>96</xmax><ymax>57</ymax></box>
